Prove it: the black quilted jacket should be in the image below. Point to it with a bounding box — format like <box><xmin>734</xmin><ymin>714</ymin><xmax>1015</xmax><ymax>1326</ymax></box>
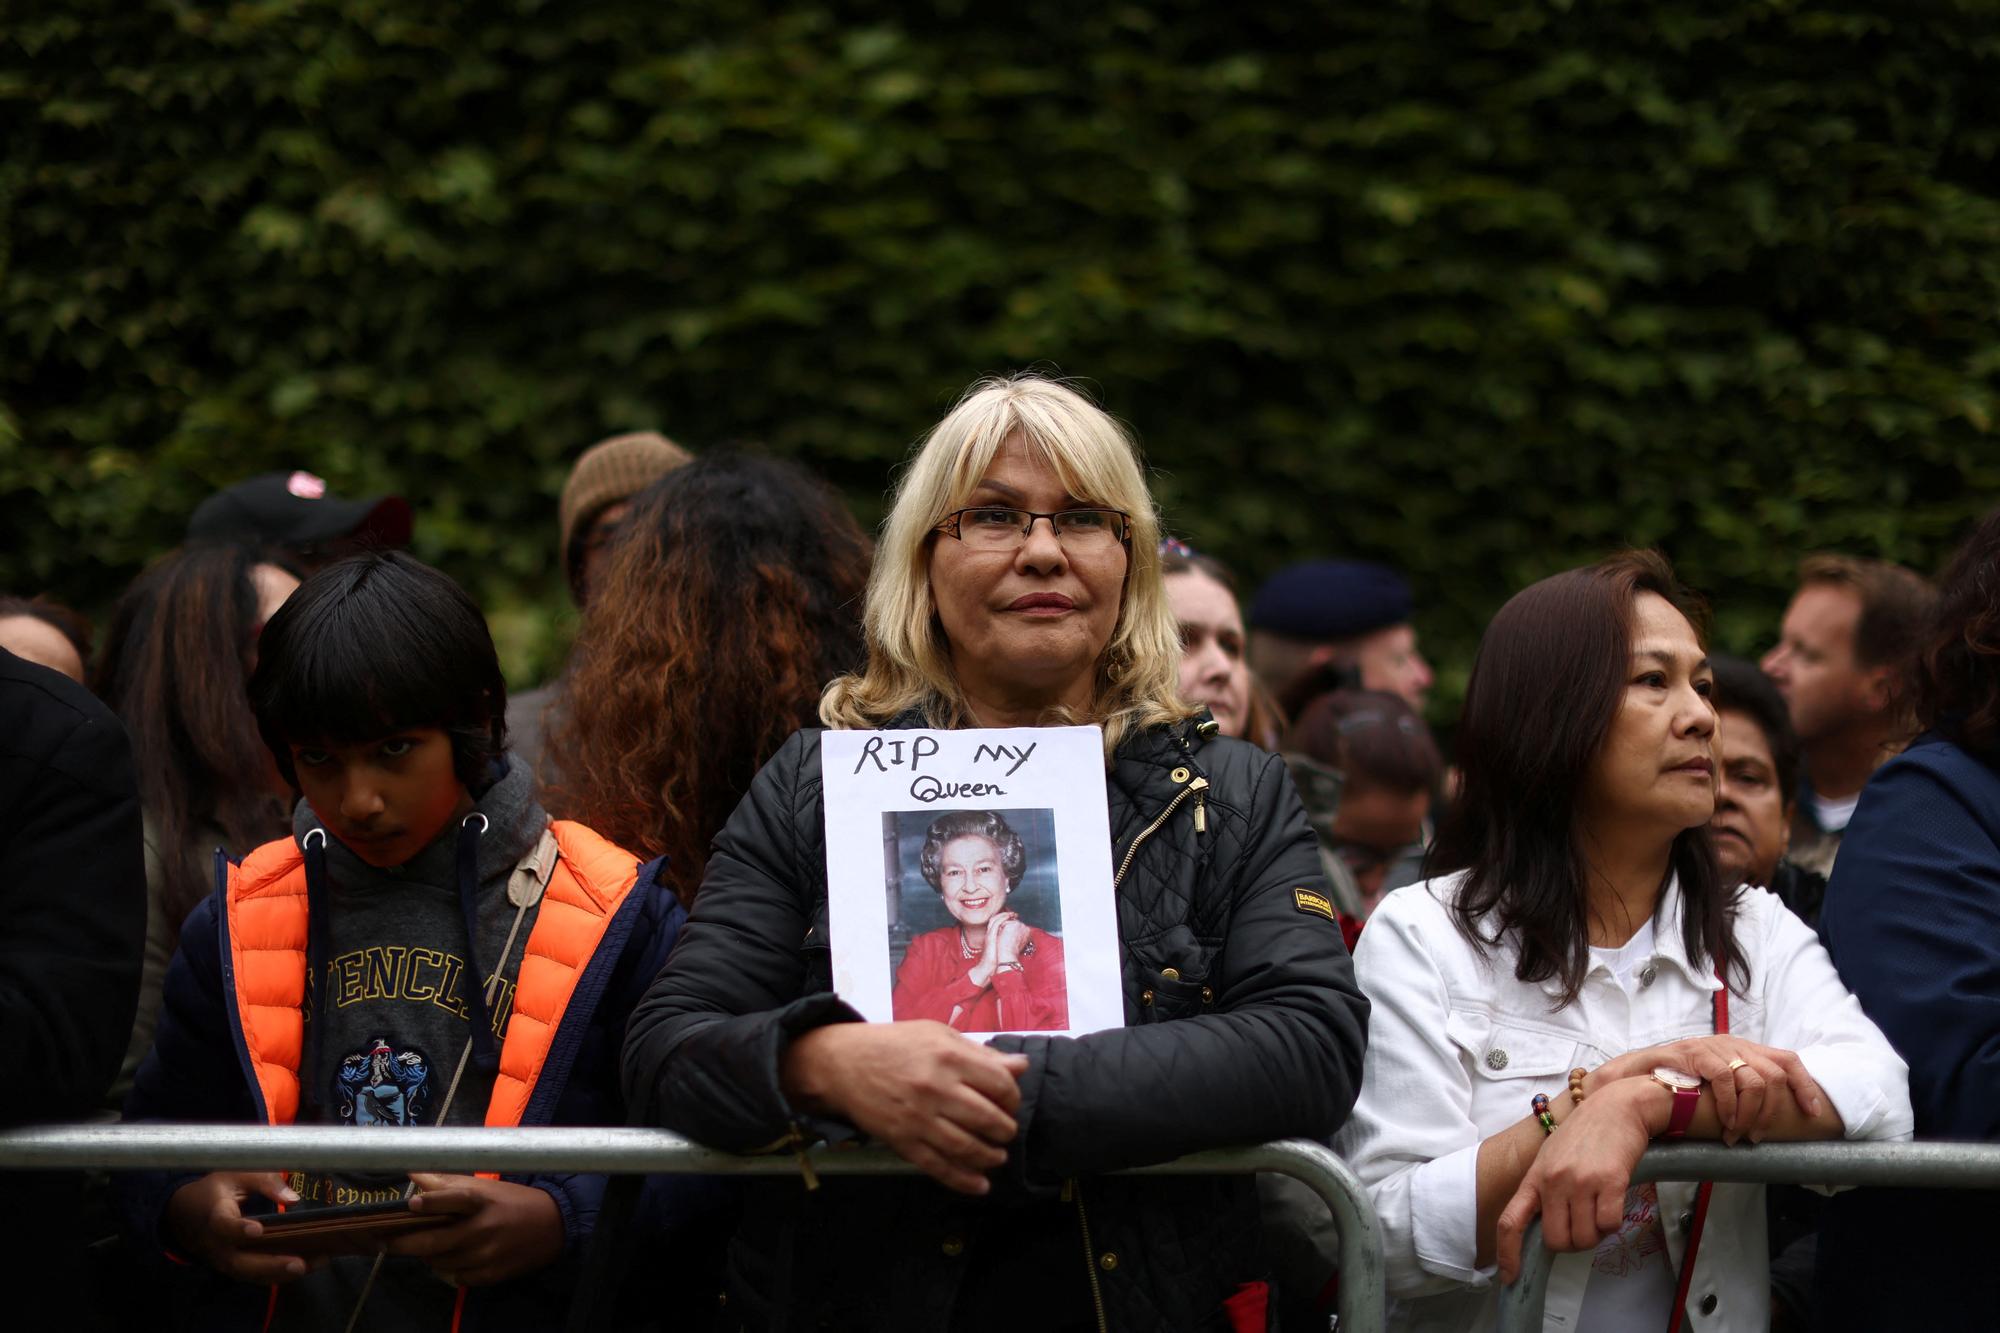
<box><xmin>622</xmin><ymin>714</ymin><xmax>1370</xmax><ymax>1332</ymax></box>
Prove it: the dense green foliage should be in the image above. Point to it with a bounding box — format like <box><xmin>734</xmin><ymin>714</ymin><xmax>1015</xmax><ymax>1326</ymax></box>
<box><xmin>7</xmin><ymin>0</ymin><xmax>2000</xmax><ymax>705</ymax></box>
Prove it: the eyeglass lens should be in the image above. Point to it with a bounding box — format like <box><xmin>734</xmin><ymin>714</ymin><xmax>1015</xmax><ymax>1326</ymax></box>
<box><xmin>954</xmin><ymin>508</ymin><xmax>1126</xmax><ymax>548</ymax></box>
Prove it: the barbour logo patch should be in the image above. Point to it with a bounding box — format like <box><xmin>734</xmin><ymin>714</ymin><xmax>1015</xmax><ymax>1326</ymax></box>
<box><xmin>1294</xmin><ymin>888</ymin><xmax>1335</xmax><ymax>921</ymax></box>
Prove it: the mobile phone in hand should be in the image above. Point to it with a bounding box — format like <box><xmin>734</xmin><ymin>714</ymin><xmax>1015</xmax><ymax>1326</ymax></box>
<box><xmin>241</xmin><ymin>1197</ymin><xmax>451</xmax><ymax>1256</ymax></box>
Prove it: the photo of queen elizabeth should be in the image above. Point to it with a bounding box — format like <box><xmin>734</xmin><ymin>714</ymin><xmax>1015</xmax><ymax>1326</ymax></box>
<box><xmin>889</xmin><ymin>808</ymin><xmax>1069</xmax><ymax>1032</ymax></box>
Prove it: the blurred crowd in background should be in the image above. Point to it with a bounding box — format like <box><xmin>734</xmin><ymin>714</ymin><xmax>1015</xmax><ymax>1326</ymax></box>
<box><xmin>6</xmin><ymin>5</ymin><xmax>2000</xmax><ymax>1330</ymax></box>
<box><xmin>3</xmin><ymin>403</ymin><xmax>1986</xmax><ymax>1328</ymax></box>
<box><xmin>0</xmin><ymin>429</ymin><xmax>1943</xmax><ymax>946</ymax></box>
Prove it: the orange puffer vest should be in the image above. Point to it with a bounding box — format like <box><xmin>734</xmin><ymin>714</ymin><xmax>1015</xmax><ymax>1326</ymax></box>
<box><xmin>222</xmin><ymin>820</ymin><xmax>641</xmax><ymax>1128</ymax></box>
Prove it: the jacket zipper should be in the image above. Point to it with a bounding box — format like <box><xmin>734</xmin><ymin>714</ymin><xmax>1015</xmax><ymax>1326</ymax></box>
<box><xmin>1112</xmin><ymin>776</ymin><xmax>1210</xmax><ymax>888</ymax></box>
<box><xmin>787</xmin><ymin>1123</ymin><xmax>820</xmax><ymax>1190</ymax></box>
<box><xmin>1070</xmin><ymin>767</ymin><xmax>1207</xmax><ymax>1332</ymax></box>
<box><xmin>747</xmin><ymin>1123</ymin><xmax>821</xmax><ymax>1189</ymax></box>
<box><xmin>1065</xmin><ymin>1177</ymin><xmax>1111</xmax><ymax>1333</ymax></box>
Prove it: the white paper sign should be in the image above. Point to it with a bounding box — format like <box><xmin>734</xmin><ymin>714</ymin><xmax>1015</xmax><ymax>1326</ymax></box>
<box><xmin>820</xmin><ymin>725</ymin><xmax>1124</xmax><ymax>1039</ymax></box>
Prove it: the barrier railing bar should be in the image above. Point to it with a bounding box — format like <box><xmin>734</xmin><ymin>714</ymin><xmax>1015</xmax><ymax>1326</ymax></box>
<box><xmin>1497</xmin><ymin>1141</ymin><xmax>2000</xmax><ymax>1331</ymax></box>
<box><xmin>0</xmin><ymin>1124</ymin><xmax>1385</xmax><ymax>1333</ymax></box>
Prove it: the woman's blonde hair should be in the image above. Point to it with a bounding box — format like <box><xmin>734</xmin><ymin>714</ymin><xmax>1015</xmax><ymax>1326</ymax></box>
<box><xmin>820</xmin><ymin>374</ymin><xmax>1195</xmax><ymax>752</ymax></box>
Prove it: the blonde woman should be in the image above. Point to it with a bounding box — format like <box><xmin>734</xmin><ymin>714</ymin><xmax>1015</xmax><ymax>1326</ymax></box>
<box><xmin>623</xmin><ymin>375</ymin><xmax>1368</xmax><ymax>1333</ymax></box>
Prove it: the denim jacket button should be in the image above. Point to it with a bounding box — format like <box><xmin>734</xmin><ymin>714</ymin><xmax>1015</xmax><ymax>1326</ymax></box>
<box><xmin>1639</xmin><ymin>962</ymin><xmax>1659</xmax><ymax>988</ymax></box>
<box><xmin>1486</xmin><ymin>1049</ymin><xmax>1509</xmax><ymax>1071</ymax></box>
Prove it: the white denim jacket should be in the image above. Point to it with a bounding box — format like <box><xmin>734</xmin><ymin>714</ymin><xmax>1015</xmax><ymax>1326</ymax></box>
<box><xmin>1334</xmin><ymin>874</ymin><xmax>1913</xmax><ymax>1333</ymax></box>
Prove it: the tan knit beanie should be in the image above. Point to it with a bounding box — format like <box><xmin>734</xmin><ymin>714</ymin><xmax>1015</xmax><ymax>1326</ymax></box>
<box><xmin>558</xmin><ymin>430</ymin><xmax>693</xmax><ymax>588</ymax></box>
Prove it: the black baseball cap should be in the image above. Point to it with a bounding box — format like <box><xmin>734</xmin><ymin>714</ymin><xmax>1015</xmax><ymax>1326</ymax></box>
<box><xmin>187</xmin><ymin>470</ymin><xmax>412</xmax><ymax>550</ymax></box>
<box><xmin>1248</xmin><ymin>559</ymin><xmax>1414</xmax><ymax>640</ymax></box>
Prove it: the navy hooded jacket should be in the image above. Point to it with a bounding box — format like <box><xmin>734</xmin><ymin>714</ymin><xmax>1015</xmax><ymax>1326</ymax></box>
<box><xmin>1815</xmin><ymin>733</ymin><xmax>2000</xmax><ymax>1331</ymax></box>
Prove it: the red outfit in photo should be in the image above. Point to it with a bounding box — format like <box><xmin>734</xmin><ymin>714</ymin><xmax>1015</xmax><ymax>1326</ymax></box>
<box><xmin>891</xmin><ymin>925</ymin><xmax>1069</xmax><ymax>1032</ymax></box>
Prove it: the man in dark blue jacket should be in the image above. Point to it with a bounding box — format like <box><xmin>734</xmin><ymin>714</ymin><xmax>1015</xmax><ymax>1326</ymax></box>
<box><xmin>1815</xmin><ymin>511</ymin><xmax>2000</xmax><ymax>1333</ymax></box>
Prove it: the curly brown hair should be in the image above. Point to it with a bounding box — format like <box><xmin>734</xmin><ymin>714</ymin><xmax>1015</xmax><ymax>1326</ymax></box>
<box><xmin>545</xmin><ymin>452</ymin><xmax>870</xmax><ymax>897</ymax></box>
<box><xmin>1914</xmin><ymin>508</ymin><xmax>2000</xmax><ymax>755</ymax></box>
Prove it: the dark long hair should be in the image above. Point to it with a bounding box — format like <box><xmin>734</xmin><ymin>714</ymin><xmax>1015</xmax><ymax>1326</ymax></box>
<box><xmin>1427</xmin><ymin>550</ymin><xmax>1742</xmax><ymax>1004</ymax></box>
<box><xmin>1914</xmin><ymin>507</ymin><xmax>2000</xmax><ymax>756</ymax></box>
<box><xmin>248</xmin><ymin>552</ymin><xmax>508</xmax><ymax>789</ymax></box>
<box><xmin>93</xmin><ymin>545</ymin><xmax>297</xmax><ymax>940</ymax></box>
<box><xmin>546</xmin><ymin>452</ymin><xmax>870</xmax><ymax>896</ymax></box>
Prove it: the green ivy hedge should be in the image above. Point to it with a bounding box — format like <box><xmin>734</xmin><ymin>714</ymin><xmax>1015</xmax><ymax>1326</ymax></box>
<box><xmin>7</xmin><ymin>0</ymin><xmax>1999</xmax><ymax>706</ymax></box>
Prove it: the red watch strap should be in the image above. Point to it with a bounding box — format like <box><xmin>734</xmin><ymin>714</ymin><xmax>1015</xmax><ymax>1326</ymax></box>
<box><xmin>1665</xmin><ymin>1082</ymin><xmax>1700</xmax><ymax>1139</ymax></box>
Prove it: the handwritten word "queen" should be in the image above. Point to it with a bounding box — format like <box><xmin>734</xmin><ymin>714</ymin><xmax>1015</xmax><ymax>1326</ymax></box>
<box><xmin>909</xmin><ymin>775</ymin><xmax>1007</xmax><ymax>802</ymax></box>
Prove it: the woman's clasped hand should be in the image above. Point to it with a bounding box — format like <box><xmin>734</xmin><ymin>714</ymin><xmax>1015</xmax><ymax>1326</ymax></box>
<box><xmin>1591</xmin><ymin>1037</ymin><xmax>1828</xmax><ymax>1143</ymax></box>
<box><xmin>1494</xmin><ymin>1077</ymin><xmax>1656</xmax><ymax>1283</ymax></box>
<box><xmin>1492</xmin><ymin>1038</ymin><xmax>1831</xmax><ymax>1283</ymax></box>
<box><xmin>781</xmin><ymin>1020</ymin><xmax>1032</xmax><ymax>1196</ymax></box>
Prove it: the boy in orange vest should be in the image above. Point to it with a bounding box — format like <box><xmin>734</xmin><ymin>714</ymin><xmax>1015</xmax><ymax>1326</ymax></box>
<box><xmin>120</xmin><ymin>552</ymin><xmax>713</xmax><ymax>1331</ymax></box>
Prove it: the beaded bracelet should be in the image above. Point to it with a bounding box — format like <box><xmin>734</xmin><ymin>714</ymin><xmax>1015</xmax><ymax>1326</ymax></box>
<box><xmin>1568</xmin><ymin>1067</ymin><xmax>1590</xmax><ymax>1103</ymax></box>
<box><xmin>1531</xmin><ymin>1092</ymin><xmax>1557</xmax><ymax>1135</ymax></box>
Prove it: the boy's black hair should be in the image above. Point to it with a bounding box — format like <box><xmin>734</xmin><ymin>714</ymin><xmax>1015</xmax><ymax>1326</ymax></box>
<box><xmin>248</xmin><ymin>551</ymin><xmax>507</xmax><ymax>788</ymax></box>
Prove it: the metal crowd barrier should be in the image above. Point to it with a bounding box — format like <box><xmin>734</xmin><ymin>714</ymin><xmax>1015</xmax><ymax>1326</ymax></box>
<box><xmin>1497</xmin><ymin>1140</ymin><xmax>2000</xmax><ymax>1331</ymax></box>
<box><xmin>0</xmin><ymin>1123</ymin><xmax>1386</xmax><ymax>1333</ymax></box>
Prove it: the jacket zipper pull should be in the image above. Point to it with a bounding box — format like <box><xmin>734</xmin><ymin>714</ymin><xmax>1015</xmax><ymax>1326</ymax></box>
<box><xmin>1191</xmin><ymin>777</ymin><xmax>1210</xmax><ymax>834</ymax></box>
<box><xmin>788</xmin><ymin>1123</ymin><xmax>820</xmax><ymax>1191</ymax></box>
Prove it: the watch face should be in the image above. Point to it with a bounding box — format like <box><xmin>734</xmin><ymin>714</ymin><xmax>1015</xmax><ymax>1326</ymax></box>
<box><xmin>1652</xmin><ymin>1065</ymin><xmax>1702</xmax><ymax>1090</ymax></box>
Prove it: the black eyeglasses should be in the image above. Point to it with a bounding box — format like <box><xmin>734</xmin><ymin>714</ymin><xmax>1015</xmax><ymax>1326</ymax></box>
<box><xmin>935</xmin><ymin>507</ymin><xmax>1132</xmax><ymax>551</ymax></box>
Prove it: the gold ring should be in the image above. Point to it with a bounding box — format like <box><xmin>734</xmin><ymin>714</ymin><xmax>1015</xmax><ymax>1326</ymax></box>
<box><xmin>1726</xmin><ymin>1058</ymin><xmax>1749</xmax><ymax>1072</ymax></box>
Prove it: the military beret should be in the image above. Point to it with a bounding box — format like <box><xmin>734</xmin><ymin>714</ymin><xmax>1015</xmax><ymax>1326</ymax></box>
<box><xmin>1248</xmin><ymin>559</ymin><xmax>1414</xmax><ymax>640</ymax></box>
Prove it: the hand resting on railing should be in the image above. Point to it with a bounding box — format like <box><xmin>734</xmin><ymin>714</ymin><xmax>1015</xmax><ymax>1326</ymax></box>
<box><xmin>1488</xmin><ymin>1037</ymin><xmax>1841</xmax><ymax>1283</ymax></box>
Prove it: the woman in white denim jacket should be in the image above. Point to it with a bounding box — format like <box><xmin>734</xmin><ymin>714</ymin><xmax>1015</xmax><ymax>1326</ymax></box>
<box><xmin>1336</xmin><ymin>552</ymin><xmax>1912</xmax><ymax>1333</ymax></box>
